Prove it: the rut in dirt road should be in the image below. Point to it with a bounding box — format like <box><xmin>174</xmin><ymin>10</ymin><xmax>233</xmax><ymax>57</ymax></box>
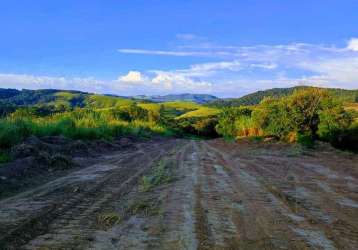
<box><xmin>0</xmin><ymin>139</ymin><xmax>182</xmax><ymax>249</ymax></box>
<box><xmin>0</xmin><ymin>138</ymin><xmax>357</xmax><ymax>249</ymax></box>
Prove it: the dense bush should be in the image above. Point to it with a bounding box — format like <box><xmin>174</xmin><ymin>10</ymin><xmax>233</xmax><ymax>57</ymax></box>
<box><xmin>329</xmin><ymin>123</ymin><xmax>358</xmax><ymax>152</ymax></box>
<box><xmin>317</xmin><ymin>98</ymin><xmax>353</xmax><ymax>141</ymax></box>
<box><xmin>174</xmin><ymin>117</ymin><xmax>218</xmax><ymax>137</ymax></box>
<box><xmin>216</xmin><ymin>88</ymin><xmax>356</xmax><ymax>150</ymax></box>
<box><xmin>252</xmin><ymin>98</ymin><xmax>292</xmax><ymax>139</ymax></box>
<box><xmin>215</xmin><ymin>107</ymin><xmax>252</xmax><ymax>138</ymax></box>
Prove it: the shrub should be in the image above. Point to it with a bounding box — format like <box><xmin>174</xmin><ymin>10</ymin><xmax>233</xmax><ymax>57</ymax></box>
<box><xmin>235</xmin><ymin>115</ymin><xmax>262</xmax><ymax>137</ymax></box>
<box><xmin>318</xmin><ymin>98</ymin><xmax>353</xmax><ymax>141</ymax></box>
<box><xmin>288</xmin><ymin>88</ymin><xmax>329</xmax><ymax>137</ymax></box>
<box><xmin>297</xmin><ymin>132</ymin><xmax>314</xmax><ymax>148</ymax></box>
<box><xmin>193</xmin><ymin>118</ymin><xmax>218</xmax><ymax>137</ymax></box>
<box><xmin>328</xmin><ymin>123</ymin><xmax>358</xmax><ymax>152</ymax></box>
<box><xmin>216</xmin><ymin>107</ymin><xmax>252</xmax><ymax>138</ymax></box>
<box><xmin>252</xmin><ymin>97</ymin><xmax>293</xmax><ymax>139</ymax></box>
<box><xmin>0</xmin><ymin>151</ymin><xmax>10</xmax><ymax>164</ymax></box>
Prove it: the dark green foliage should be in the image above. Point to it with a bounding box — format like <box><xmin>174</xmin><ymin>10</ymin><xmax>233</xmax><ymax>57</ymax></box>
<box><xmin>0</xmin><ymin>105</ymin><xmax>16</xmax><ymax>118</ymax></box>
<box><xmin>0</xmin><ymin>89</ymin><xmax>20</xmax><ymax>99</ymax></box>
<box><xmin>252</xmin><ymin>88</ymin><xmax>352</xmax><ymax>141</ymax></box>
<box><xmin>329</xmin><ymin>124</ymin><xmax>358</xmax><ymax>152</ymax></box>
<box><xmin>253</xmin><ymin>98</ymin><xmax>292</xmax><ymax>139</ymax></box>
<box><xmin>209</xmin><ymin>86</ymin><xmax>358</xmax><ymax>108</ymax></box>
<box><xmin>0</xmin><ymin>89</ymin><xmax>87</xmax><ymax>107</ymax></box>
<box><xmin>216</xmin><ymin>88</ymin><xmax>356</xmax><ymax>151</ymax></box>
<box><xmin>209</xmin><ymin>87</ymin><xmax>306</xmax><ymax>107</ymax></box>
<box><xmin>296</xmin><ymin>132</ymin><xmax>314</xmax><ymax>148</ymax></box>
<box><xmin>318</xmin><ymin>99</ymin><xmax>353</xmax><ymax>141</ymax></box>
<box><xmin>0</xmin><ymin>89</ymin><xmax>57</xmax><ymax>106</ymax></box>
<box><xmin>174</xmin><ymin>117</ymin><xmax>218</xmax><ymax>137</ymax></box>
<box><xmin>216</xmin><ymin>107</ymin><xmax>252</xmax><ymax>138</ymax></box>
<box><xmin>0</xmin><ymin>151</ymin><xmax>11</xmax><ymax>164</ymax></box>
<box><xmin>288</xmin><ymin>88</ymin><xmax>327</xmax><ymax>137</ymax></box>
<box><xmin>193</xmin><ymin>118</ymin><xmax>218</xmax><ymax>137</ymax></box>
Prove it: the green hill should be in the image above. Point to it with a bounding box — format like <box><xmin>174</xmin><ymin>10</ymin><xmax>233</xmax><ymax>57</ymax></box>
<box><xmin>133</xmin><ymin>93</ymin><xmax>218</xmax><ymax>104</ymax></box>
<box><xmin>0</xmin><ymin>89</ymin><xmax>135</xmax><ymax>109</ymax></box>
<box><xmin>208</xmin><ymin>86</ymin><xmax>358</xmax><ymax>107</ymax></box>
<box><xmin>0</xmin><ymin>89</ymin><xmax>219</xmax><ymax>121</ymax></box>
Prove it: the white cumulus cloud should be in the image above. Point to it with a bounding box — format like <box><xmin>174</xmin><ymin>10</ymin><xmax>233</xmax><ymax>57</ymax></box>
<box><xmin>347</xmin><ymin>38</ymin><xmax>358</xmax><ymax>51</ymax></box>
<box><xmin>118</xmin><ymin>71</ymin><xmax>144</xmax><ymax>83</ymax></box>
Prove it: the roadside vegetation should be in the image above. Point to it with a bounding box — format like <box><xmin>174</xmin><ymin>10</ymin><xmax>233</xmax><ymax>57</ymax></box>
<box><xmin>216</xmin><ymin>88</ymin><xmax>358</xmax><ymax>151</ymax></box>
<box><xmin>0</xmin><ymin>87</ymin><xmax>357</xmax><ymax>161</ymax></box>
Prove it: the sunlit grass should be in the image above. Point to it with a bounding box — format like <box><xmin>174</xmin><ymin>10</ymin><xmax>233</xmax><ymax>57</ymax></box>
<box><xmin>0</xmin><ymin>109</ymin><xmax>173</xmax><ymax>149</ymax></box>
<box><xmin>176</xmin><ymin>107</ymin><xmax>220</xmax><ymax>119</ymax></box>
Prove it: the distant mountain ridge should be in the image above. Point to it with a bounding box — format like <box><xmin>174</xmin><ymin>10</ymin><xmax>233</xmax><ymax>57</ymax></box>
<box><xmin>1</xmin><ymin>86</ymin><xmax>357</xmax><ymax>109</ymax></box>
<box><xmin>0</xmin><ymin>89</ymin><xmax>219</xmax><ymax>108</ymax></box>
<box><xmin>208</xmin><ymin>86</ymin><xmax>358</xmax><ymax>107</ymax></box>
<box><xmin>132</xmin><ymin>93</ymin><xmax>219</xmax><ymax>104</ymax></box>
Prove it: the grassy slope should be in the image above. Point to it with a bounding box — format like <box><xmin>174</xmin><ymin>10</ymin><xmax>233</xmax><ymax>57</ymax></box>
<box><xmin>176</xmin><ymin>107</ymin><xmax>219</xmax><ymax>119</ymax></box>
<box><xmin>84</xmin><ymin>95</ymin><xmax>133</xmax><ymax>109</ymax></box>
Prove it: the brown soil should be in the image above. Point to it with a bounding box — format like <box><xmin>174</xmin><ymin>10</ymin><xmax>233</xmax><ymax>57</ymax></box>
<box><xmin>0</xmin><ymin>138</ymin><xmax>357</xmax><ymax>249</ymax></box>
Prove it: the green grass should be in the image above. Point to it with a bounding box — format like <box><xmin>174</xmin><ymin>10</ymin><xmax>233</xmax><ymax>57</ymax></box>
<box><xmin>140</xmin><ymin>160</ymin><xmax>173</xmax><ymax>192</ymax></box>
<box><xmin>129</xmin><ymin>199</ymin><xmax>162</xmax><ymax>216</ymax></box>
<box><xmin>176</xmin><ymin>107</ymin><xmax>219</xmax><ymax>119</ymax></box>
<box><xmin>162</xmin><ymin>101</ymin><xmax>201</xmax><ymax>111</ymax></box>
<box><xmin>138</xmin><ymin>103</ymin><xmax>161</xmax><ymax>113</ymax></box>
<box><xmin>54</xmin><ymin>91</ymin><xmax>80</xmax><ymax>99</ymax></box>
<box><xmin>43</xmin><ymin>91</ymin><xmax>82</xmax><ymax>108</ymax></box>
<box><xmin>96</xmin><ymin>212</ymin><xmax>121</xmax><ymax>229</ymax></box>
<box><xmin>0</xmin><ymin>109</ymin><xmax>172</xmax><ymax>150</ymax></box>
<box><xmin>84</xmin><ymin>95</ymin><xmax>133</xmax><ymax>109</ymax></box>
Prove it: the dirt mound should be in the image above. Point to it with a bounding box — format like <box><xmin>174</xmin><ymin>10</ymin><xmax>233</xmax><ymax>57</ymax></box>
<box><xmin>0</xmin><ymin>136</ymin><xmax>135</xmax><ymax>198</ymax></box>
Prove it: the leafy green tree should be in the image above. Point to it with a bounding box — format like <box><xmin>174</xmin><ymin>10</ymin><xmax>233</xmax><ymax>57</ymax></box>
<box><xmin>318</xmin><ymin>97</ymin><xmax>352</xmax><ymax>141</ymax></box>
<box><xmin>252</xmin><ymin>97</ymin><xmax>293</xmax><ymax>139</ymax></box>
<box><xmin>288</xmin><ymin>88</ymin><xmax>329</xmax><ymax>138</ymax></box>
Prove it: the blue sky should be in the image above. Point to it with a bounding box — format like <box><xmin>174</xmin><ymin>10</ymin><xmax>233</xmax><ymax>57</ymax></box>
<box><xmin>0</xmin><ymin>0</ymin><xmax>357</xmax><ymax>97</ymax></box>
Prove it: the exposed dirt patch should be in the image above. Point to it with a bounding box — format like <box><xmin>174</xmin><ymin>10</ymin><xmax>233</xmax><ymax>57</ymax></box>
<box><xmin>0</xmin><ymin>138</ymin><xmax>357</xmax><ymax>249</ymax></box>
<box><xmin>0</xmin><ymin>135</ymin><xmax>137</xmax><ymax>198</ymax></box>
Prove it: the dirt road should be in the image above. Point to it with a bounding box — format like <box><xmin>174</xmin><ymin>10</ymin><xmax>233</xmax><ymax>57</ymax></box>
<box><xmin>0</xmin><ymin>138</ymin><xmax>357</xmax><ymax>249</ymax></box>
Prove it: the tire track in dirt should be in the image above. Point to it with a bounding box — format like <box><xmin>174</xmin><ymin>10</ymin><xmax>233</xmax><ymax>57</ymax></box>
<box><xmin>155</xmin><ymin>141</ymin><xmax>199</xmax><ymax>249</ymax></box>
<box><xmin>201</xmin><ymin>141</ymin><xmax>311</xmax><ymax>249</ymax></box>
<box><xmin>1</xmin><ymin>138</ymin><xmax>357</xmax><ymax>249</ymax></box>
<box><xmin>0</xmin><ymin>139</ymin><xmax>178</xmax><ymax>249</ymax></box>
<box><xmin>205</xmin><ymin>139</ymin><xmax>358</xmax><ymax>250</ymax></box>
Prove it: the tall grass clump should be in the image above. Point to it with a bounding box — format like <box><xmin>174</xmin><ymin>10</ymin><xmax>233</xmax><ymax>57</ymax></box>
<box><xmin>0</xmin><ymin>107</ymin><xmax>172</xmax><ymax>150</ymax></box>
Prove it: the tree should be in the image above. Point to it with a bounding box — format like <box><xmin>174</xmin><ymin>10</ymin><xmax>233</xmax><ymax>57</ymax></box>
<box><xmin>288</xmin><ymin>88</ymin><xmax>329</xmax><ymax>138</ymax></box>
<box><xmin>318</xmin><ymin>97</ymin><xmax>352</xmax><ymax>141</ymax></box>
<box><xmin>252</xmin><ymin>97</ymin><xmax>293</xmax><ymax>139</ymax></box>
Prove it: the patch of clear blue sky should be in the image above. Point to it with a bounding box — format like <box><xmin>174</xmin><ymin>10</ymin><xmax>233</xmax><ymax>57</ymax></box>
<box><xmin>0</xmin><ymin>0</ymin><xmax>357</xmax><ymax>79</ymax></box>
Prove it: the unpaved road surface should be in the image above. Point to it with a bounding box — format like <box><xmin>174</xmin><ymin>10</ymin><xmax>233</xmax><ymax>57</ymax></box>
<box><xmin>0</xmin><ymin>138</ymin><xmax>357</xmax><ymax>249</ymax></box>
